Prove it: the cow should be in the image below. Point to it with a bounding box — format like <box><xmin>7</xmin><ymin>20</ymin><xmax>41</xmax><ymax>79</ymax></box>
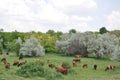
<box><xmin>105</xmin><ymin>65</ymin><xmax>116</xmax><ymax>71</ymax></box>
<box><xmin>55</xmin><ymin>66</ymin><xmax>67</xmax><ymax>74</ymax></box>
<box><xmin>5</xmin><ymin>63</ymin><xmax>10</xmax><ymax>69</ymax></box>
<box><xmin>82</xmin><ymin>64</ymin><xmax>88</xmax><ymax>68</ymax></box>
<box><xmin>73</xmin><ymin>58</ymin><xmax>80</xmax><ymax>63</ymax></box>
<box><xmin>93</xmin><ymin>64</ymin><xmax>97</xmax><ymax>70</ymax></box>
<box><xmin>17</xmin><ymin>60</ymin><xmax>27</xmax><ymax>67</ymax></box>
<box><xmin>48</xmin><ymin>64</ymin><xmax>55</xmax><ymax>68</ymax></box>
<box><xmin>72</xmin><ymin>61</ymin><xmax>77</xmax><ymax>67</ymax></box>
<box><xmin>13</xmin><ymin>61</ymin><xmax>19</xmax><ymax>66</ymax></box>
<box><xmin>75</xmin><ymin>55</ymin><xmax>80</xmax><ymax>58</ymax></box>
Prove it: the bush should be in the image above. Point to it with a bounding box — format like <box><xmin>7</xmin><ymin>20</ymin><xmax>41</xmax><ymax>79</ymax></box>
<box><xmin>16</xmin><ymin>62</ymin><xmax>63</xmax><ymax>80</ymax></box>
<box><xmin>61</xmin><ymin>61</ymin><xmax>71</xmax><ymax>69</ymax></box>
<box><xmin>19</xmin><ymin>38</ymin><xmax>45</xmax><ymax>57</ymax></box>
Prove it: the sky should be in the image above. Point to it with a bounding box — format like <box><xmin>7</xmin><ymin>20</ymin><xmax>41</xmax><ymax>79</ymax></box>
<box><xmin>0</xmin><ymin>0</ymin><xmax>120</xmax><ymax>32</ymax></box>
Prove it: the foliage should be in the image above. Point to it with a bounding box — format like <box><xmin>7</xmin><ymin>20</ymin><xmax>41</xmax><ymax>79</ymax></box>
<box><xmin>61</xmin><ymin>61</ymin><xmax>71</xmax><ymax>69</ymax></box>
<box><xmin>14</xmin><ymin>37</ymin><xmax>23</xmax><ymax>56</ymax></box>
<box><xmin>110</xmin><ymin>30</ymin><xmax>120</xmax><ymax>37</ymax></box>
<box><xmin>0</xmin><ymin>38</ymin><xmax>3</xmax><ymax>52</ymax></box>
<box><xmin>56</xmin><ymin>32</ymin><xmax>95</xmax><ymax>55</ymax></box>
<box><xmin>19</xmin><ymin>38</ymin><xmax>45</xmax><ymax>57</ymax></box>
<box><xmin>56</xmin><ymin>32</ymin><xmax>120</xmax><ymax>59</ymax></box>
<box><xmin>111</xmin><ymin>46</ymin><xmax>120</xmax><ymax>61</ymax></box>
<box><xmin>99</xmin><ymin>27</ymin><xmax>108</xmax><ymax>34</ymax></box>
<box><xmin>25</xmin><ymin>32</ymin><xmax>61</xmax><ymax>53</ymax></box>
<box><xmin>16</xmin><ymin>62</ymin><xmax>46</xmax><ymax>77</ymax></box>
<box><xmin>16</xmin><ymin>62</ymin><xmax>63</xmax><ymax>80</ymax></box>
<box><xmin>69</xmin><ymin>29</ymin><xmax>77</xmax><ymax>34</ymax></box>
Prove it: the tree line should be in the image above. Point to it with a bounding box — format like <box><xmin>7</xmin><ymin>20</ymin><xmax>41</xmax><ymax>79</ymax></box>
<box><xmin>0</xmin><ymin>27</ymin><xmax>120</xmax><ymax>61</ymax></box>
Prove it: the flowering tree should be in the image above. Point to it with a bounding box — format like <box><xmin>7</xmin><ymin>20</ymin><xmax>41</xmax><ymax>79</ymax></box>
<box><xmin>56</xmin><ymin>32</ymin><xmax>95</xmax><ymax>55</ymax></box>
<box><xmin>19</xmin><ymin>38</ymin><xmax>45</xmax><ymax>57</ymax></box>
<box><xmin>87</xmin><ymin>33</ymin><xmax>119</xmax><ymax>58</ymax></box>
<box><xmin>56</xmin><ymin>32</ymin><xmax>120</xmax><ymax>60</ymax></box>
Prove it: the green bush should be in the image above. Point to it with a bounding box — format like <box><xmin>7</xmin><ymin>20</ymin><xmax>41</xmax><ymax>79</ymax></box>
<box><xmin>61</xmin><ymin>61</ymin><xmax>71</xmax><ymax>69</ymax></box>
<box><xmin>16</xmin><ymin>62</ymin><xmax>63</xmax><ymax>80</ymax></box>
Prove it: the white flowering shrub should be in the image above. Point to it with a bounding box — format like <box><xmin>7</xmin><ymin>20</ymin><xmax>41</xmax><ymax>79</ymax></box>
<box><xmin>0</xmin><ymin>38</ymin><xmax>3</xmax><ymax>52</ymax></box>
<box><xmin>19</xmin><ymin>38</ymin><xmax>45</xmax><ymax>57</ymax></box>
<box><xmin>111</xmin><ymin>46</ymin><xmax>120</xmax><ymax>61</ymax></box>
<box><xmin>87</xmin><ymin>33</ymin><xmax>119</xmax><ymax>58</ymax></box>
<box><xmin>56</xmin><ymin>32</ymin><xmax>95</xmax><ymax>55</ymax></box>
<box><xmin>56</xmin><ymin>32</ymin><xmax>120</xmax><ymax>59</ymax></box>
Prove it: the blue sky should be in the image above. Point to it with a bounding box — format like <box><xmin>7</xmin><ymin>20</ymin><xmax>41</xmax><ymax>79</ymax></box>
<box><xmin>0</xmin><ymin>0</ymin><xmax>120</xmax><ymax>32</ymax></box>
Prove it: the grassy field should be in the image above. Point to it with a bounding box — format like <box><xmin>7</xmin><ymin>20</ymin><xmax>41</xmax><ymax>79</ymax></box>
<box><xmin>0</xmin><ymin>53</ymin><xmax>120</xmax><ymax>80</ymax></box>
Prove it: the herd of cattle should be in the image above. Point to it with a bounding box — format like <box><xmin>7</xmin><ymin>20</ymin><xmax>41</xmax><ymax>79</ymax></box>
<box><xmin>0</xmin><ymin>54</ymin><xmax>116</xmax><ymax>75</ymax></box>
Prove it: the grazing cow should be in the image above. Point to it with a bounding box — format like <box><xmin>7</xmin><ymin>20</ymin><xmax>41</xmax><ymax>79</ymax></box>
<box><xmin>48</xmin><ymin>64</ymin><xmax>55</xmax><ymax>68</ymax></box>
<box><xmin>13</xmin><ymin>61</ymin><xmax>19</xmax><ymax>66</ymax></box>
<box><xmin>73</xmin><ymin>58</ymin><xmax>80</xmax><ymax>63</ymax></box>
<box><xmin>72</xmin><ymin>61</ymin><xmax>77</xmax><ymax>67</ymax></box>
<box><xmin>105</xmin><ymin>65</ymin><xmax>116</xmax><ymax>71</ymax></box>
<box><xmin>1</xmin><ymin>58</ymin><xmax>6</xmax><ymax>62</ymax></box>
<box><xmin>82</xmin><ymin>53</ymin><xmax>88</xmax><ymax>57</ymax></box>
<box><xmin>5</xmin><ymin>63</ymin><xmax>10</xmax><ymax>69</ymax></box>
<box><xmin>82</xmin><ymin>64</ymin><xmax>88</xmax><ymax>68</ymax></box>
<box><xmin>6</xmin><ymin>52</ymin><xmax>9</xmax><ymax>55</ymax></box>
<box><xmin>18</xmin><ymin>60</ymin><xmax>27</xmax><ymax>67</ymax></box>
<box><xmin>55</xmin><ymin>66</ymin><xmax>67</xmax><ymax>74</ymax></box>
<box><xmin>94</xmin><ymin>64</ymin><xmax>97</xmax><ymax>70</ymax></box>
<box><xmin>1</xmin><ymin>58</ymin><xmax>7</xmax><ymax>64</ymax></box>
<box><xmin>75</xmin><ymin>55</ymin><xmax>80</xmax><ymax>58</ymax></box>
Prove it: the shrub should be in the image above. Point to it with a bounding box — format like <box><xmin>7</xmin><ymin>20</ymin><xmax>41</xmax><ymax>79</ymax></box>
<box><xmin>19</xmin><ymin>38</ymin><xmax>45</xmax><ymax>57</ymax></box>
<box><xmin>61</xmin><ymin>61</ymin><xmax>71</xmax><ymax>69</ymax></box>
<box><xmin>16</xmin><ymin>62</ymin><xmax>63</xmax><ymax>80</ymax></box>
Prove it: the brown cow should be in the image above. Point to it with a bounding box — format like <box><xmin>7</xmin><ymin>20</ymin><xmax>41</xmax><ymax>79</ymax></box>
<box><xmin>82</xmin><ymin>64</ymin><xmax>88</xmax><ymax>68</ymax></box>
<box><xmin>13</xmin><ymin>61</ymin><xmax>19</xmax><ymax>66</ymax></box>
<box><xmin>1</xmin><ymin>58</ymin><xmax>6</xmax><ymax>62</ymax></box>
<box><xmin>75</xmin><ymin>55</ymin><xmax>80</xmax><ymax>58</ymax></box>
<box><xmin>5</xmin><ymin>63</ymin><xmax>10</xmax><ymax>69</ymax></box>
<box><xmin>55</xmin><ymin>66</ymin><xmax>67</xmax><ymax>74</ymax></box>
<box><xmin>105</xmin><ymin>65</ymin><xmax>116</xmax><ymax>71</ymax></box>
<box><xmin>73</xmin><ymin>58</ymin><xmax>80</xmax><ymax>63</ymax></box>
<box><xmin>72</xmin><ymin>61</ymin><xmax>77</xmax><ymax>67</ymax></box>
<box><xmin>17</xmin><ymin>60</ymin><xmax>27</xmax><ymax>67</ymax></box>
<box><xmin>82</xmin><ymin>53</ymin><xmax>88</xmax><ymax>57</ymax></box>
<box><xmin>1</xmin><ymin>58</ymin><xmax>7</xmax><ymax>64</ymax></box>
<box><xmin>48</xmin><ymin>64</ymin><xmax>55</xmax><ymax>68</ymax></box>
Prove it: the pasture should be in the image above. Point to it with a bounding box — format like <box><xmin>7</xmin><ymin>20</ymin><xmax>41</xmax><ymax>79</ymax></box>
<box><xmin>0</xmin><ymin>53</ymin><xmax>120</xmax><ymax>80</ymax></box>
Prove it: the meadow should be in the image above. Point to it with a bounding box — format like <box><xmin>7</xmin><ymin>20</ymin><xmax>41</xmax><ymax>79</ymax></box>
<box><xmin>0</xmin><ymin>53</ymin><xmax>120</xmax><ymax>80</ymax></box>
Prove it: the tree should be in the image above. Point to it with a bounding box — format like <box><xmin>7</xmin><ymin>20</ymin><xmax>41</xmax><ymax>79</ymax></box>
<box><xmin>87</xmin><ymin>33</ymin><xmax>119</xmax><ymax>58</ymax></box>
<box><xmin>56</xmin><ymin>32</ymin><xmax>95</xmax><ymax>55</ymax></box>
<box><xmin>0</xmin><ymin>38</ymin><xmax>3</xmax><ymax>54</ymax></box>
<box><xmin>14</xmin><ymin>37</ymin><xmax>23</xmax><ymax>56</ymax></box>
<box><xmin>19</xmin><ymin>38</ymin><xmax>45</xmax><ymax>57</ymax></box>
<box><xmin>46</xmin><ymin>30</ymin><xmax>55</xmax><ymax>36</ymax></box>
<box><xmin>111</xmin><ymin>46</ymin><xmax>120</xmax><ymax>61</ymax></box>
<box><xmin>69</xmin><ymin>29</ymin><xmax>77</xmax><ymax>34</ymax></box>
<box><xmin>99</xmin><ymin>27</ymin><xmax>108</xmax><ymax>34</ymax></box>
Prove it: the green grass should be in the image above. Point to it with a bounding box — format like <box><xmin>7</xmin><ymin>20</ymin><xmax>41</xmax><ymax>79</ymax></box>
<box><xmin>0</xmin><ymin>53</ymin><xmax>120</xmax><ymax>80</ymax></box>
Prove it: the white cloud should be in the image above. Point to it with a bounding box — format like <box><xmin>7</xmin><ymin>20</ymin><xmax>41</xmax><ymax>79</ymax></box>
<box><xmin>106</xmin><ymin>11</ymin><xmax>120</xmax><ymax>30</ymax></box>
<box><xmin>49</xmin><ymin>0</ymin><xmax>97</xmax><ymax>15</ymax></box>
<box><xmin>0</xmin><ymin>0</ymin><xmax>97</xmax><ymax>32</ymax></box>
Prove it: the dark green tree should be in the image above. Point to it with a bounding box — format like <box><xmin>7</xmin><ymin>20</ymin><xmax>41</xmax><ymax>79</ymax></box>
<box><xmin>69</xmin><ymin>29</ymin><xmax>77</xmax><ymax>34</ymax></box>
<box><xmin>99</xmin><ymin>27</ymin><xmax>108</xmax><ymax>34</ymax></box>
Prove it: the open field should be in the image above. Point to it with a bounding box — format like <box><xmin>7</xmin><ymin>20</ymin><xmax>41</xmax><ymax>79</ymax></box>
<box><xmin>0</xmin><ymin>53</ymin><xmax>120</xmax><ymax>80</ymax></box>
